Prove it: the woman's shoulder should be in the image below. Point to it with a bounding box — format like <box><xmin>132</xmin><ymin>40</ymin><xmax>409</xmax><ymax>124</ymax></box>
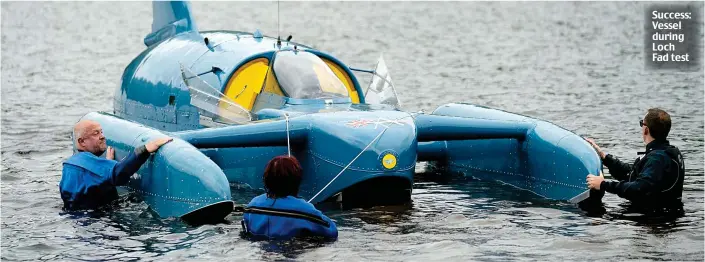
<box><xmin>247</xmin><ymin>195</ymin><xmax>321</xmax><ymax>213</ymax></box>
<box><xmin>246</xmin><ymin>194</ymin><xmax>269</xmax><ymax>206</ymax></box>
<box><xmin>281</xmin><ymin>196</ymin><xmax>320</xmax><ymax>213</ymax></box>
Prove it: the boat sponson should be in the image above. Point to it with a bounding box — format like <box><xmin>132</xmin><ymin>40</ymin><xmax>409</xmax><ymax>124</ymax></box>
<box><xmin>80</xmin><ymin>112</ymin><xmax>233</xmax><ymax>219</ymax></box>
<box><xmin>427</xmin><ymin>103</ymin><xmax>601</xmax><ymax>201</ymax></box>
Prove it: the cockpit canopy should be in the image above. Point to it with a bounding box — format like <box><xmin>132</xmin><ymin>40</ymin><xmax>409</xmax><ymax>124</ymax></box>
<box><xmin>183</xmin><ymin>47</ymin><xmax>399</xmax><ymax>125</ymax></box>
<box><xmin>273</xmin><ymin>51</ymin><xmax>348</xmax><ymax>99</ymax></box>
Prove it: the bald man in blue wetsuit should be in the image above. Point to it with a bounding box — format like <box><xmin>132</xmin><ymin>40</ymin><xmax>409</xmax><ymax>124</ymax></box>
<box><xmin>60</xmin><ymin>120</ymin><xmax>172</xmax><ymax>210</ymax></box>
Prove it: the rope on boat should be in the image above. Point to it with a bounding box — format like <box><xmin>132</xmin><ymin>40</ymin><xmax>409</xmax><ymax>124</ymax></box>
<box><xmin>306</xmin><ymin>113</ymin><xmax>417</xmax><ymax>203</ymax></box>
<box><xmin>308</xmin><ymin>124</ymin><xmax>390</xmax><ymax>203</ymax></box>
<box><xmin>285</xmin><ymin>113</ymin><xmax>291</xmax><ymax>157</ymax></box>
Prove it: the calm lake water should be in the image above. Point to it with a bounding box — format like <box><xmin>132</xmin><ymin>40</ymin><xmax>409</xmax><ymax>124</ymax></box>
<box><xmin>2</xmin><ymin>2</ymin><xmax>703</xmax><ymax>261</ymax></box>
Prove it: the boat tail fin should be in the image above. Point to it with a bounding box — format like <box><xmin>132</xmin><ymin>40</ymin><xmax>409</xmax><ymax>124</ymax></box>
<box><xmin>144</xmin><ymin>1</ymin><xmax>198</xmax><ymax>47</ymax></box>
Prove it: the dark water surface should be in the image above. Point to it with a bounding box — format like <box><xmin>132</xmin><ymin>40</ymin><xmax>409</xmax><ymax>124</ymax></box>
<box><xmin>2</xmin><ymin>2</ymin><xmax>703</xmax><ymax>261</ymax></box>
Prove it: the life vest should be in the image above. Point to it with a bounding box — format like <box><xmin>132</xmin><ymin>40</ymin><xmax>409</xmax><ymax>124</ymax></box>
<box><xmin>627</xmin><ymin>144</ymin><xmax>685</xmax><ymax>207</ymax></box>
<box><xmin>242</xmin><ymin>194</ymin><xmax>338</xmax><ymax>240</ymax></box>
<box><xmin>60</xmin><ymin>152</ymin><xmax>119</xmax><ymax>210</ymax></box>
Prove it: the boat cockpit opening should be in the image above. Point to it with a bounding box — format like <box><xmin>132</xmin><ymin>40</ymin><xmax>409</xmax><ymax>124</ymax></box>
<box><xmin>272</xmin><ymin>51</ymin><xmax>349</xmax><ymax>100</ymax></box>
<box><xmin>183</xmin><ymin>49</ymin><xmax>370</xmax><ymax>126</ymax></box>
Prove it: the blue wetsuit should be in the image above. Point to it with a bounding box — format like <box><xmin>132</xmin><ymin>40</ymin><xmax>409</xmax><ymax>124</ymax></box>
<box><xmin>60</xmin><ymin>146</ymin><xmax>150</xmax><ymax>210</ymax></box>
<box><xmin>242</xmin><ymin>194</ymin><xmax>338</xmax><ymax>240</ymax></box>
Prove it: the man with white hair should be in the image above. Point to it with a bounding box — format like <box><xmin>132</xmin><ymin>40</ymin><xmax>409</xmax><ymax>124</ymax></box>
<box><xmin>60</xmin><ymin>120</ymin><xmax>172</xmax><ymax>210</ymax></box>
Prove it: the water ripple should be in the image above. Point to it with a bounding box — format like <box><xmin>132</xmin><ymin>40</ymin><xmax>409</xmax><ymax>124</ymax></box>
<box><xmin>2</xmin><ymin>1</ymin><xmax>703</xmax><ymax>261</ymax></box>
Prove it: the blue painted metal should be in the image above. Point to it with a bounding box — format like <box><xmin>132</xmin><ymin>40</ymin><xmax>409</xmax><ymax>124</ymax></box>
<box><xmin>349</xmin><ymin>67</ymin><xmax>375</xmax><ymax>74</ymax></box>
<box><xmin>175</xmin><ymin>116</ymin><xmax>311</xmax><ymax>148</ymax></box>
<box><xmin>145</xmin><ymin>1</ymin><xmax>198</xmax><ymax>47</ymax></box>
<box><xmin>76</xmin><ymin>1</ymin><xmax>604</xmax><ymax>222</ymax></box>
<box><xmin>253</xmin><ymin>29</ymin><xmax>263</xmax><ymax>39</ymax></box>
<box><xmin>175</xmin><ymin>110</ymin><xmax>417</xmax><ymax>204</ymax></box>
<box><xmin>426</xmin><ymin>103</ymin><xmax>601</xmax><ymax>200</ymax></box>
<box><xmin>415</xmin><ymin>114</ymin><xmax>534</xmax><ymax>141</ymax></box>
<box><xmin>417</xmin><ymin>141</ymin><xmax>447</xmax><ymax>162</ymax></box>
<box><xmin>285</xmin><ymin>97</ymin><xmax>351</xmax><ymax>105</ymax></box>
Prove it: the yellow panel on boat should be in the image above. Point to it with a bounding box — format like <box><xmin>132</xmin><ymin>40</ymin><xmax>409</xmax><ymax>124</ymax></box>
<box><xmin>323</xmin><ymin>58</ymin><xmax>360</xmax><ymax>104</ymax></box>
<box><xmin>261</xmin><ymin>63</ymin><xmax>285</xmax><ymax>97</ymax></box>
<box><xmin>223</xmin><ymin>58</ymin><xmax>269</xmax><ymax>110</ymax></box>
<box><xmin>313</xmin><ymin>63</ymin><xmax>348</xmax><ymax>97</ymax></box>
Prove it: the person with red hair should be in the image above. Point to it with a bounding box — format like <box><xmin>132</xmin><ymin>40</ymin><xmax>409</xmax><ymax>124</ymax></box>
<box><xmin>242</xmin><ymin>155</ymin><xmax>338</xmax><ymax>240</ymax></box>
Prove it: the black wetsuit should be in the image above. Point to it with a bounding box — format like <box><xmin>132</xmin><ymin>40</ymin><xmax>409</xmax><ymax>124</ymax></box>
<box><xmin>601</xmin><ymin>140</ymin><xmax>685</xmax><ymax>210</ymax></box>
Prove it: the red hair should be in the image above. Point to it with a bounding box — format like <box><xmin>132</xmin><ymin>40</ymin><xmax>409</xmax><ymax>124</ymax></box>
<box><xmin>263</xmin><ymin>155</ymin><xmax>303</xmax><ymax>198</ymax></box>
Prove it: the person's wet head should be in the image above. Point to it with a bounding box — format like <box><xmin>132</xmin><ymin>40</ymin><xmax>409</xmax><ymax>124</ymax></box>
<box><xmin>263</xmin><ymin>155</ymin><xmax>303</xmax><ymax>198</ymax></box>
<box><xmin>243</xmin><ymin>155</ymin><xmax>337</xmax><ymax>240</ymax></box>
<box><xmin>73</xmin><ymin>120</ymin><xmax>107</xmax><ymax>156</ymax></box>
<box><xmin>641</xmin><ymin>108</ymin><xmax>671</xmax><ymax>145</ymax></box>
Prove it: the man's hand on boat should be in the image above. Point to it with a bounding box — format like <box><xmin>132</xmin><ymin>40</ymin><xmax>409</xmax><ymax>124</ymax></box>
<box><xmin>586</xmin><ymin>172</ymin><xmax>605</xmax><ymax>190</ymax></box>
<box><xmin>585</xmin><ymin>138</ymin><xmax>606</xmax><ymax>160</ymax></box>
<box><xmin>146</xmin><ymin>137</ymin><xmax>174</xmax><ymax>153</ymax></box>
<box><xmin>106</xmin><ymin>146</ymin><xmax>115</xmax><ymax>160</ymax></box>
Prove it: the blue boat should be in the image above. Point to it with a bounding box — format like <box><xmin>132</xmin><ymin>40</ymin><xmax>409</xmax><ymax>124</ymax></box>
<box><xmin>76</xmin><ymin>1</ymin><xmax>603</xmax><ymax>223</ymax></box>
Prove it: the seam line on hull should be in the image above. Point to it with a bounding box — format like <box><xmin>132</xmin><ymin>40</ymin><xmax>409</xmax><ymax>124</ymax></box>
<box><xmin>449</xmin><ymin>163</ymin><xmax>584</xmax><ymax>189</ymax></box>
<box><xmin>127</xmin><ymin>187</ymin><xmax>222</xmax><ymax>204</ymax></box>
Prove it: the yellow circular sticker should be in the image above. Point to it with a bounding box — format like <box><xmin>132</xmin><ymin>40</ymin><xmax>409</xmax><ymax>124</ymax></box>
<box><xmin>382</xmin><ymin>154</ymin><xmax>397</xmax><ymax>169</ymax></box>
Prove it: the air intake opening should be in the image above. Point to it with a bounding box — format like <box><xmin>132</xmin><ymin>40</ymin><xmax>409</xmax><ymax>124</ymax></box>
<box><xmin>337</xmin><ymin>176</ymin><xmax>412</xmax><ymax>209</ymax></box>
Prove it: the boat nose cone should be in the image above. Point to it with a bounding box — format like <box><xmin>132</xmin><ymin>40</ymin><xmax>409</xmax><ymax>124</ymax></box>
<box><xmin>299</xmin><ymin>111</ymin><xmax>417</xmax><ymax>204</ymax></box>
<box><xmin>309</xmin><ymin>112</ymin><xmax>417</xmax><ymax>172</ymax></box>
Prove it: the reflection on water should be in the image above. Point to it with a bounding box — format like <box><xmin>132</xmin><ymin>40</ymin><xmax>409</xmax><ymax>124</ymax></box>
<box><xmin>2</xmin><ymin>1</ymin><xmax>703</xmax><ymax>261</ymax></box>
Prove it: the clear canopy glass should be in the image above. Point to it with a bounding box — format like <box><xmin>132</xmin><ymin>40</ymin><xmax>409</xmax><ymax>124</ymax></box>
<box><xmin>364</xmin><ymin>55</ymin><xmax>401</xmax><ymax>109</ymax></box>
<box><xmin>272</xmin><ymin>51</ymin><xmax>348</xmax><ymax>99</ymax></box>
<box><xmin>181</xmin><ymin>64</ymin><xmax>252</xmax><ymax>124</ymax></box>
